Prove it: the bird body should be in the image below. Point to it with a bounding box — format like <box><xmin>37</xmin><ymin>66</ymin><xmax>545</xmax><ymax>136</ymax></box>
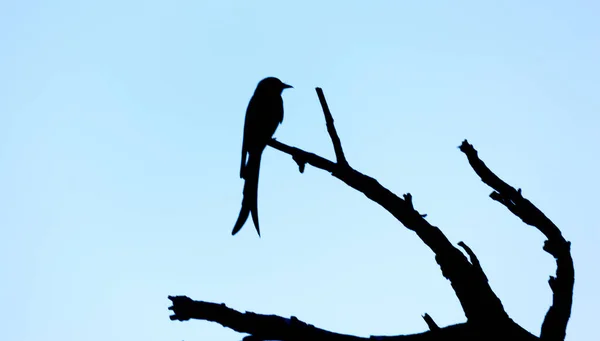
<box><xmin>232</xmin><ymin>77</ymin><xmax>292</xmax><ymax>236</ymax></box>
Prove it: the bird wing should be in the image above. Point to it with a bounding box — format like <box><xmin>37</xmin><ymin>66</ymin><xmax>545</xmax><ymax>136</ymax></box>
<box><xmin>240</xmin><ymin>93</ymin><xmax>284</xmax><ymax>179</ymax></box>
<box><xmin>241</xmin><ymin>95</ymin><xmax>260</xmax><ymax>178</ymax></box>
<box><xmin>259</xmin><ymin>95</ymin><xmax>283</xmax><ymax>141</ymax></box>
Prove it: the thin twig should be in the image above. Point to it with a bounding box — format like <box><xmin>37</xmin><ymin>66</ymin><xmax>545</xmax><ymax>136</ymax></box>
<box><xmin>316</xmin><ymin>87</ymin><xmax>349</xmax><ymax>166</ymax></box>
<box><xmin>422</xmin><ymin>313</ymin><xmax>440</xmax><ymax>331</ymax></box>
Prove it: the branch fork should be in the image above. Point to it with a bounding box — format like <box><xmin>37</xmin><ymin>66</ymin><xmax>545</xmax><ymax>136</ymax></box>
<box><xmin>169</xmin><ymin>88</ymin><xmax>573</xmax><ymax>341</ymax></box>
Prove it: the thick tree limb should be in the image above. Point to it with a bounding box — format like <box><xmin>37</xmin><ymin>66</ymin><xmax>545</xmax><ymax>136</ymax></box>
<box><xmin>168</xmin><ymin>296</ymin><xmax>482</xmax><ymax>341</ymax></box>
<box><xmin>168</xmin><ymin>296</ymin><xmax>366</xmax><ymax>341</ymax></box>
<box><xmin>168</xmin><ymin>89</ymin><xmax>559</xmax><ymax>341</ymax></box>
<box><xmin>270</xmin><ymin>137</ymin><xmax>512</xmax><ymax>327</ymax></box>
<box><xmin>268</xmin><ymin>90</ymin><xmax>509</xmax><ymax>326</ymax></box>
<box><xmin>459</xmin><ymin>140</ymin><xmax>574</xmax><ymax>341</ymax></box>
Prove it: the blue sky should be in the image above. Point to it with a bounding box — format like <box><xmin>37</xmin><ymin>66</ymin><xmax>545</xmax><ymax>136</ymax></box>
<box><xmin>1</xmin><ymin>1</ymin><xmax>599</xmax><ymax>340</ymax></box>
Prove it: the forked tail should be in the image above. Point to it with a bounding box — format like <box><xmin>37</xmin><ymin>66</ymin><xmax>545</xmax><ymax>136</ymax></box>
<box><xmin>231</xmin><ymin>153</ymin><xmax>261</xmax><ymax>236</ymax></box>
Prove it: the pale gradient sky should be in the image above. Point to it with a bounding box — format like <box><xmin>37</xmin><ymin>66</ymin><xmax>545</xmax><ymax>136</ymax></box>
<box><xmin>1</xmin><ymin>1</ymin><xmax>599</xmax><ymax>341</ymax></box>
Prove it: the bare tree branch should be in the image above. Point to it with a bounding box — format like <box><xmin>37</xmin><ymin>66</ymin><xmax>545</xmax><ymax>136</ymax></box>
<box><xmin>459</xmin><ymin>140</ymin><xmax>574</xmax><ymax>341</ymax></box>
<box><xmin>422</xmin><ymin>313</ymin><xmax>440</xmax><ymax>331</ymax></box>
<box><xmin>168</xmin><ymin>296</ymin><xmax>482</xmax><ymax>341</ymax></box>
<box><xmin>168</xmin><ymin>89</ymin><xmax>568</xmax><ymax>341</ymax></box>
<box><xmin>457</xmin><ymin>241</ymin><xmax>487</xmax><ymax>282</ymax></box>
<box><xmin>168</xmin><ymin>296</ymin><xmax>367</xmax><ymax>341</ymax></box>
<box><xmin>316</xmin><ymin>87</ymin><xmax>349</xmax><ymax>166</ymax></box>
<box><xmin>269</xmin><ymin>138</ymin><xmax>508</xmax><ymax>326</ymax></box>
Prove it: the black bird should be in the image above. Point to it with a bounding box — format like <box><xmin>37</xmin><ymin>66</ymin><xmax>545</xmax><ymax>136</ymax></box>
<box><xmin>232</xmin><ymin>77</ymin><xmax>293</xmax><ymax>236</ymax></box>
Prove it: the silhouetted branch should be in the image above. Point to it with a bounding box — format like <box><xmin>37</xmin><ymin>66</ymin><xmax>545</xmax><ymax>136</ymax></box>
<box><xmin>168</xmin><ymin>296</ymin><xmax>367</xmax><ymax>341</ymax></box>
<box><xmin>422</xmin><ymin>313</ymin><xmax>440</xmax><ymax>331</ymax></box>
<box><xmin>459</xmin><ymin>140</ymin><xmax>574</xmax><ymax>341</ymax></box>
<box><xmin>457</xmin><ymin>241</ymin><xmax>487</xmax><ymax>282</ymax></box>
<box><xmin>168</xmin><ymin>295</ymin><xmax>482</xmax><ymax>341</ymax></box>
<box><xmin>169</xmin><ymin>88</ymin><xmax>563</xmax><ymax>341</ymax></box>
<box><xmin>316</xmin><ymin>87</ymin><xmax>349</xmax><ymax>166</ymax></box>
<box><xmin>270</xmin><ymin>139</ymin><xmax>336</xmax><ymax>174</ymax></box>
<box><xmin>269</xmin><ymin>134</ymin><xmax>508</xmax><ymax>327</ymax></box>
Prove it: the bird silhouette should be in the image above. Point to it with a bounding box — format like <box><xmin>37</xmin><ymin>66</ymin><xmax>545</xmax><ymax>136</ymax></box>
<box><xmin>232</xmin><ymin>77</ymin><xmax>293</xmax><ymax>236</ymax></box>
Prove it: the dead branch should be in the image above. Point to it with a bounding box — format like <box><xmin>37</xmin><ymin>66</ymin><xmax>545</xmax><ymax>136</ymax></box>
<box><xmin>168</xmin><ymin>88</ymin><xmax>571</xmax><ymax>341</ymax></box>
<box><xmin>459</xmin><ymin>140</ymin><xmax>574</xmax><ymax>341</ymax></box>
<box><xmin>269</xmin><ymin>89</ymin><xmax>509</xmax><ymax>327</ymax></box>
<box><xmin>168</xmin><ymin>295</ymin><xmax>478</xmax><ymax>341</ymax></box>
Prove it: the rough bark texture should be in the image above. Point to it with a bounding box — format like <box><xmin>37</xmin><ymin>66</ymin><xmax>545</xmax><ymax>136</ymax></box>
<box><xmin>169</xmin><ymin>88</ymin><xmax>574</xmax><ymax>341</ymax></box>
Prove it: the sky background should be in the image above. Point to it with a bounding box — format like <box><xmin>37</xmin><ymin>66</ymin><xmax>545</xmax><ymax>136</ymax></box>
<box><xmin>1</xmin><ymin>1</ymin><xmax>599</xmax><ymax>340</ymax></box>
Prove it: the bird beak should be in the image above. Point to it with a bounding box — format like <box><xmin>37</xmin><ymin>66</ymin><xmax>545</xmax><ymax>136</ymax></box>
<box><xmin>282</xmin><ymin>83</ymin><xmax>293</xmax><ymax>89</ymax></box>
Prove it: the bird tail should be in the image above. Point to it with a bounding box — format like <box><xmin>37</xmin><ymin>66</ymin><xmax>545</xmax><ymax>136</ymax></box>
<box><xmin>231</xmin><ymin>153</ymin><xmax>261</xmax><ymax>236</ymax></box>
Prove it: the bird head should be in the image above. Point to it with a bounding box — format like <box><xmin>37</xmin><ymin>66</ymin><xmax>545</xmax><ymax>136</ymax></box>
<box><xmin>256</xmin><ymin>77</ymin><xmax>293</xmax><ymax>95</ymax></box>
